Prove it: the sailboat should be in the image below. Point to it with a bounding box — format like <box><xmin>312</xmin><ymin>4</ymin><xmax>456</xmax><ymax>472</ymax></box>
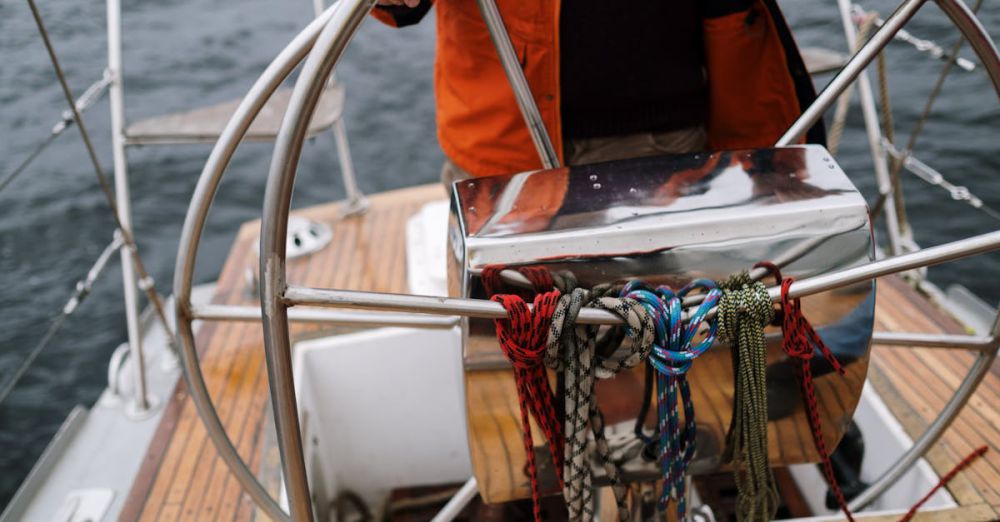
<box><xmin>3</xmin><ymin>0</ymin><xmax>1000</xmax><ymax>520</ymax></box>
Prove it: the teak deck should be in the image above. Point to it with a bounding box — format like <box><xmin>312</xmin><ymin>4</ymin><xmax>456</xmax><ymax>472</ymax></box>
<box><xmin>122</xmin><ymin>184</ymin><xmax>1000</xmax><ymax>521</ymax></box>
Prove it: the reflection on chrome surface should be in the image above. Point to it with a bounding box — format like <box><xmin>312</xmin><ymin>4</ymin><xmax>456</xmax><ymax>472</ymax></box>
<box><xmin>448</xmin><ymin>145</ymin><xmax>875</xmax><ymax>500</ymax></box>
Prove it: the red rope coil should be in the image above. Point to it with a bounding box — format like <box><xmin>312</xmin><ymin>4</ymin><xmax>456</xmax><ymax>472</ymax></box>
<box><xmin>754</xmin><ymin>261</ymin><xmax>855</xmax><ymax>522</ymax></box>
<box><xmin>491</xmin><ymin>289</ymin><xmax>564</xmax><ymax>522</ymax></box>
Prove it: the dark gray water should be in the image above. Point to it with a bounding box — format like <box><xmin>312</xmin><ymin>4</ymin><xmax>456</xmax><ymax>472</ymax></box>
<box><xmin>0</xmin><ymin>0</ymin><xmax>997</xmax><ymax>509</ymax></box>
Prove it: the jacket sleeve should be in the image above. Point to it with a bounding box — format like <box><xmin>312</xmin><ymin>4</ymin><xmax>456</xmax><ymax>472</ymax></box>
<box><xmin>371</xmin><ymin>0</ymin><xmax>433</xmax><ymax>27</ymax></box>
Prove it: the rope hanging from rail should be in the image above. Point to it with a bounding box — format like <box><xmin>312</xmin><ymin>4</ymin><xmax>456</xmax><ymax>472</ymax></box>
<box><xmin>491</xmin><ymin>289</ymin><xmax>565</xmax><ymax>522</ymax></box>
<box><xmin>486</xmin><ymin>265</ymin><xmax>657</xmax><ymax>521</ymax></box>
<box><xmin>754</xmin><ymin>262</ymin><xmax>855</xmax><ymax>521</ymax></box>
<box><xmin>622</xmin><ymin>279</ymin><xmax>722</xmax><ymax>519</ymax></box>
<box><xmin>719</xmin><ymin>271</ymin><xmax>779</xmax><ymax>522</ymax></box>
<box><xmin>827</xmin><ymin>10</ymin><xmax>878</xmax><ymax>156</ymax></box>
<box><xmin>485</xmin><ymin>265</ymin><xmax>579</xmax><ymax>522</ymax></box>
<box><xmin>482</xmin><ymin>263</ymin><xmax>996</xmax><ymax>522</ymax></box>
<box><xmin>547</xmin><ymin>285</ymin><xmax>655</xmax><ymax>521</ymax></box>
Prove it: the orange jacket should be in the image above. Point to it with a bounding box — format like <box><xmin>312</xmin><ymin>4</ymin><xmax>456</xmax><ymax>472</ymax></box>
<box><xmin>374</xmin><ymin>0</ymin><xmax>824</xmax><ymax>177</ymax></box>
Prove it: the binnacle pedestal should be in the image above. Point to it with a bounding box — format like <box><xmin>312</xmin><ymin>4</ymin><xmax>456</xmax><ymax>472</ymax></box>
<box><xmin>447</xmin><ymin>145</ymin><xmax>875</xmax><ymax>503</ymax></box>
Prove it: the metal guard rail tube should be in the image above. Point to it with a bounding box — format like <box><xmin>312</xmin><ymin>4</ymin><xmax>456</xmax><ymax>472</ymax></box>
<box><xmin>840</xmin><ymin>8</ymin><xmax>1000</xmax><ymax>505</ymax></box>
<box><xmin>475</xmin><ymin>0</ymin><xmax>559</xmax><ymax>169</ymax></box>
<box><xmin>834</xmin><ymin>0</ymin><xmax>905</xmax><ymax>257</ymax></box>
<box><xmin>171</xmin><ymin>4</ymin><xmax>343</xmax><ymax>521</ymax></box>
<box><xmin>261</xmin><ymin>0</ymin><xmax>375</xmax><ymax>519</ymax></box>
<box><xmin>870</xmin><ymin>331</ymin><xmax>995</xmax><ymax>351</ymax></box>
<box><xmin>257</xmin><ymin>0</ymin><xmax>1000</xmax><ymax>516</ymax></box>
<box><xmin>281</xmin><ymin>229</ymin><xmax>1000</xmax><ymax>324</ymax></box>
<box><xmin>851</xmin><ymin>315</ymin><xmax>1000</xmax><ymax>510</ymax></box>
<box><xmin>192</xmin><ymin>304</ymin><xmax>459</xmax><ymax>328</ymax></box>
<box><xmin>778</xmin><ymin>0</ymin><xmax>927</xmax><ymax>146</ymax></box>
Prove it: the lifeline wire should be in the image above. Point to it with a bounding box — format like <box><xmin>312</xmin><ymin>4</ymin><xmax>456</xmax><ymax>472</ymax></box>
<box><xmin>0</xmin><ymin>234</ymin><xmax>124</xmax><ymax>407</ymax></box>
<box><xmin>719</xmin><ymin>272</ymin><xmax>778</xmax><ymax>522</ymax></box>
<box><xmin>868</xmin><ymin>0</ymin><xmax>988</xmax><ymax>224</ymax></box>
<box><xmin>0</xmin><ymin>133</ymin><xmax>59</xmax><ymax>195</ymax></box>
<box><xmin>894</xmin><ymin>0</ymin><xmax>984</xmax><ymax>154</ymax></box>
<box><xmin>24</xmin><ymin>0</ymin><xmax>176</xmax><ymax>352</ymax></box>
<box><xmin>0</xmin><ymin>72</ymin><xmax>111</xmax><ymax>195</ymax></box>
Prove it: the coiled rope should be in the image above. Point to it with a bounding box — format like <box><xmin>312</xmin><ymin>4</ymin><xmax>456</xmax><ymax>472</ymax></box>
<box><xmin>486</xmin><ymin>266</ymin><xmax>654</xmax><ymax>521</ymax></box>
<box><xmin>484</xmin><ymin>264</ymin><xmax>993</xmax><ymax>522</ymax></box>
<box><xmin>624</xmin><ymin>280</ymin><xmax>722</xmax><ymax>519</ymax></box>
<box><xmin>482</xmin><ymin>265</ymin><xmax>568</xmax><ymax>522</ymax></box>
<box><xmin>547</xmin><ymin>285</ymin><xmax>655</xmax><ymax>521</ymax></box>
<box><xmin>719</xmin><ymin>272</ymin><xmax>779</xmax><ymax>522</ymax></box>
<box><xmin>491</xmin><ymin>290</ymin><xmax>565</xmax><ymax>522</ymax></box>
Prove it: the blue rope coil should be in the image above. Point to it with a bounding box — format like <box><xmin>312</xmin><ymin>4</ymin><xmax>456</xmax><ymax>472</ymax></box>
<box><xmin>622</xmin><ymin>279</ymin><xmax>721</xmax><ymax>518</ymax></box>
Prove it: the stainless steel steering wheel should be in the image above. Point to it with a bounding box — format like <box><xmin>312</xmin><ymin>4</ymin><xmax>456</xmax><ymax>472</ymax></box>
<box><xmin>172</xmin><ymin>0</ymin><xmax>1000</xmax><ymax>519</ymax></box>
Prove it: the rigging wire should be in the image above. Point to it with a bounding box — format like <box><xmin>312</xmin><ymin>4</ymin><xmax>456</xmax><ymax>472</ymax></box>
<box><xmin>875</xmin><ymin>9</ymin><xmax>911</xmax><ymax>237</ymax></box>
<box><xmin>828</xmin><ymin>11</ymin><xmax>878</xmax><ymax>155</ymax></box>
<box><xmin>0</xmin><ymin>134</ymin><xmax>58</xmax><ymax>195</ymax></box>
<box><xmin>852</xmin><ymin>4</ymin><xmax>977</xmax><ymax>72</ymax></box>
<box><xmin>892</xmin><ymin>0</ymin><xmax>983</xmax><ymax>166</ymax></box>
<box><xmin>0</xmin><ymin>72</ymin><xmax>112</xmax><ymax>195</ymax></box>
<box><xmin>0</xmin><ymin>235</ymin><xmax>124</xmax><ymax>407</ymax></box>
<box><xmin>883</xmin><ymin>139</ymin><xmax>1000</xmax><ymax>222</ymax></box>
<box><xmin>24</xmin><ymin>0</ymin><xmax>177</xmax><ymax>352</ymax></box>
<box><xmin>868</xmin><ymin>0</ymin><xmax>988</xmax><ymax>223</ymax></box>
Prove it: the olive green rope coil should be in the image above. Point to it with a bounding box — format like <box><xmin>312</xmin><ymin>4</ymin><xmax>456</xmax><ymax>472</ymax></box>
<box><xmin>719</xmin><ymin>272</ymin><xmax>778</xmax><ymax>522</ymax></box>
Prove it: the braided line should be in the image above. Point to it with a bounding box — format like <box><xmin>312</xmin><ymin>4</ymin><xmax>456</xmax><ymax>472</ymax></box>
<box><xmin>482</xmin><ymin>264</ymin><xmax>576</xmax><ymax>299</ymax></box>
<box><xmin>492</xmin><ymin>291</ymin><xmax>564</xmax><ymax>522</ymax></box>
<box><xmin>622</xmin><ymin>280</ymin><xmax>721</xmax><ymax>519</ymax></box>
<box><xmin>548</xmin><ymin>287</ymin><xmax>655</xmax><ymax>521</ymax></box>
<box><xmin>777</xmin><ymin>277</ymin><xmax>855</xmax><ymax>522</ymax></box>
<box><xmin>719</xmin><ymin>272</ymin><xmax>779</xmax><ymax>522</ymax></box>
<box><xmin>551</xmin><ymin>288</ymin><xmax>593</xmax><ymax>519</ymax></box>
<box><xmin>901</xmin><ymin>445</ymin><xmax>988</xmax><ymax>522</ymax></box>
<box><xmin>589</xmin><ymin>296</ymin><xmax>654</xmax><ymax>521</ymax></box>
<box><xmin>483</xmin><ymin>264</ymin><xmax>555</xmax><ymax>299</ymax></box>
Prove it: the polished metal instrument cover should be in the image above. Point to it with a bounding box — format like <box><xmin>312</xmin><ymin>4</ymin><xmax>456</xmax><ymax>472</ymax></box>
<box><xmin>448</xmin><ymin>145</ymin><xmax>874</xmax><ymax>503</ymax></box>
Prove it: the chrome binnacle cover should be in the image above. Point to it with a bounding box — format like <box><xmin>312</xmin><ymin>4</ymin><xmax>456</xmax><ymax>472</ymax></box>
<box><xmin>447</xmin><ymin>144</ymin><xmax>874</xmax><ymax>503</ymax></box>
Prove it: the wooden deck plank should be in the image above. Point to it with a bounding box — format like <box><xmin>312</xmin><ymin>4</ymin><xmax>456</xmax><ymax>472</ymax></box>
<box><xmin>144</xmin><ymin>320</ymin><xmax>242</xmax><ymax>521</ymax></box>
<box><xmin>187</xmin><ymin>327</ymin><xmax>266</xmax><ymax>520</ymax></box>
<box><xmin>179</xmin><ymin>324</ymin><xmax>260</xmax><ymax>519</ymax></box>
<box><xmin>873</xmin><ymin>351</ymin><xmax>1000</xmax><ymax>505</ymax></box>
<box><xmin>869</xmin><ymin>276</ymin><xmax>1000</xmax><ymax>516</ymax></box>
<box><xmin>159</xmin><ymin>317</ymin><xmax>252</xmax><ymax>520</ymax></box>
<box><xmin>891</xmin><ymin>349</ymin><xmax>1000</xmax><ymax>475</ymax></box>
